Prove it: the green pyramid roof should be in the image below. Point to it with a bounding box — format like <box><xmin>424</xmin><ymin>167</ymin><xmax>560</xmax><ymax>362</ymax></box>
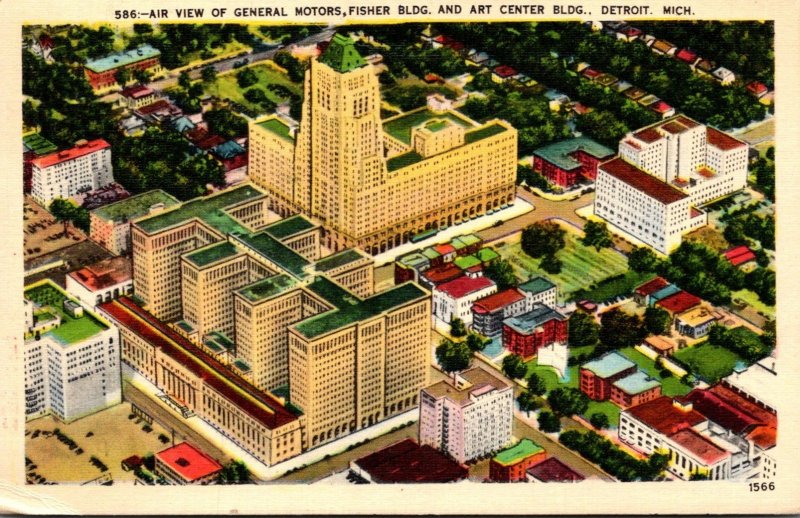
<box><xmin>318</xmin><ymin>34</ymin><xmax>366</xmax><ymax>73</ymax></box>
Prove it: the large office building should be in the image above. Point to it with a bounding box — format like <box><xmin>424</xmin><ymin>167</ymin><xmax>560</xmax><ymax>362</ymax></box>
<box><xmin>30</xmin><ymin>138</ymin><xmax>114</xmax><ymax>208</ymax></box>
<box><xmin>90</xmin><ymin>190</ymin><xmax>180</xmax><ymax>255</ymax></box>
<box><xmin>249</xmin><ymin>34</ymin><xmax>518</xmax><ymax>254</ymax></box>
<box><xmin>419</xmin><ymin>366</ymin><xmax>513</xmax><ymax>464</ymax></box>
<box><xmin>594</xmin><ymin>115</ymin><xmax>748</xmax><ymax>254</ymax></box>
<box><xmin>24</xmin><ymin>280</ymin><xmax>121</xmax><ymax>422</ymax></box>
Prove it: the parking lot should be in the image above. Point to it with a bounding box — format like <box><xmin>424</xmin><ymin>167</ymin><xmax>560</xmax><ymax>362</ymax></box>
<box><xmin>23</xmin><ymin>196</ymin><xmax>86</xmax><ymax>262</ymax></box>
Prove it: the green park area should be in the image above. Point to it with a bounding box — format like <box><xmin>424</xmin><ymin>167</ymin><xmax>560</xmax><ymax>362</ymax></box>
<box><xmin>673</xmin><ymin>342</ymin><xmax>746</xmax><ymax>384</ymax></box>
<box><xmin>732</xmin><ymin>289</ymin><xmax>775</xmax><ymax>319</ymax></box>
<box><xmin>573</xmin><ymin>271</ymin><xmax>656</xmax><ymax>304</ymax></box>
<box><xmin>496</xmin><ymin>230</ymin><xmax>630</xmax><ymax>303</ymax></box>
<box><xmin>206</xmin><ymin>63</ymin><xmax>302</xmax><ymax>112</ymax></box>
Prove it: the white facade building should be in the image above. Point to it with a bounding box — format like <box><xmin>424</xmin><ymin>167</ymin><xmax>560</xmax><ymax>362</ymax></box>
<box><xmin>31</xmin><ymin>139</ymin><xmax>114</xmax><ymax>207</ymax></box>
<box><xmin>433</xmin><ymin>275</ymin><xmax>496</xmax><ymax>326</ymax></box>
<box><xmin>518</xmin><ymin>276</ymin><xmax>558</xmax><ymax>309</ymax></box>
<box><xmin>419</xmin><ymin>367</ymin><xmax>513</xmax><ymax>463</ymax></box>
<box><xmin>24</xmin><ymin>281</ymin><xmax>121</xmax><ymax>422</ymax></box>
<box><xmin>65</xmin><ymin>257</ymin><xmax>134</xmax><ymax>309</ymax></box>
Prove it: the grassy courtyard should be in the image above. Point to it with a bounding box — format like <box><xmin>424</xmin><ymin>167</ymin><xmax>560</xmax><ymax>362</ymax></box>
<box><xmin>496</xmin><ymin>229</ymin><xmax>630</xmax><ymax>303</ymax></box>
<box><xmin>572</xmin><ymin>271</ymin><xmax>656</xmax><ymax>304</ymax></box>
<box><xmin>673</xmin><ymin>342</ymin><xmax>746</xmax><ymax>384</ymax></box>
<box><xmin>205</xmin><ymin>63</ymin><xmax>302</xmax><ymax>112</ymax></box>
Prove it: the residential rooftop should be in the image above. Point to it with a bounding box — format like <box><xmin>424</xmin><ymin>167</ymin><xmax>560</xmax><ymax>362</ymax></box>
<box><xmin>613</xmin><ymin>371</ymin><xmax>661</xmax><ymax>395</ymax></box>
<box><xmin>314</xmin><ymin>248</ymin><xmax>367</xmax><ymax>272</ymax></box>
<box><xmin>84</xmin><ymin>44</ymin><xmax>161</xmax><ymax>73</ymax></box>
<box><xmin>293</xmin><ymin>282</ymin><xmax>427</xmax><ymax>339</ymax></box>
<box><xmin>383</xmin><ymin>108</ymin><xmax>474</xmax><ymax>145</ymax></box>
<box><xmin>493</xmin><ymin>439</ymin><xmax>544</xmax><ymax>466</ymax></box>
<box><xmin>24</xmin><ymin>281</ymin><xmax>109</xmax><ymax>345</ymax></box>
<box><xmin>600</xmin><ymin>157</ymin><xmax>688</xmax><ymax>205</ymax></box>
<box><xmin>256</xmin><ymin>117</ymin><xmax>295</xmax><ymax>142</ymax></box>
<box><xmin>135</xmin><ymin>185</ymin><xmax>264</xmax><ymax>235</ymax></box>
<box><xmin>184</xmin><ymin>241</ymin><xmax>240</xmax><ymax>268</ymax></box>
<box><xmin>582</xmin><ymin>351</ymin><xmax>636</xmax><ymax>378</ymax></box>
<box><xmin>534</xmin><ymin>137</ymin><xmax>615</xmax><ymax>172</ymax></box>
<box><xmin>263</xmin><ymin>214</ymin><xmax>316</xmax><ymax>240</ymax></box>
<box><xmin>92</xmin><ymin>189</ymin><xmax>180</xmax><ymax>223</ymax></box>
<box><xmin>237</xmin><ymin>274</ymin><xmax>298</xmax><ymax>303</ymax></box>
<box><xmin>518</xmin><ymin>276</ymin><xmax>556</xmax><ymax>296</ymax></box>
<box><xmin>235</xmin><ymin>231</ymin><xmax>311</xmax><ymax>279</ymax></box>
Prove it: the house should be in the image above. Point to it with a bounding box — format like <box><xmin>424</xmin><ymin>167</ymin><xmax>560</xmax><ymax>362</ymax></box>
<box><xmin>119</xmin><ymin>115</ymin><xmax>147</xmax><ymax>137</ymax></box>
<box><xmin>623</xmin><ymin>87</ymin><xmax>647</xmax><ymax>101</ymax></box>
<box><xmin>544</xmin><ymin>90</ymin><xmax>571</xmax><ymax>112</ymax></box>
<box><xmin>649</xmin><ymin>101</ymin><xmax>676</xmax><ymax>119</ymax></box>
<box><xmin>637</xmin><ymin>94</ymin><xmax>660</xmax><ymax>107</ymax></box>
<box><xmin>581</xmin><ymin>67</ymin><xmax>602</xmax><ymax>80</ymax></box>
<box><xmin>676</xmin><ymin>49</ymin><xmax>699</xmax><ymax>66</ymax></box>
<box><xmin>502</xmin><ymin>303</ymin><xmax>568</xmax><ymax>359</ymax></box>
<box><xmin>350</xmin><ymin>439</ymin><xmax>468</xmax><ymax>483</ymax></box>
<box><xmin>466</xmin><ymin>50</ymin><xmax>490</xmax><ymax>67</ymax></box>
<box><xmin>656</xmin><ymin>290</ymin><xmax>702</xmax><ymax>317</ymax></box>
<box><xmin>120</xmin><ymin>85</ymin><xmax>158</xmax><ymax>110</ymax></box>
<box><xmin>29</xmin><ymin>33</ymin><xmax>55</xmax><ymax>62</ymax></box>
<box><xmin>210</xmin><ymin>140</ymin><xmax>247</xmax><ymax>172</ymax></box>
<box><xmin>434</xmin><ymin>243</ymin><xmax>457</xmax><ymax>263</ymax></box>
<box><xmin>712</xmin><ymin>67</ymin><xmax>736</xmax><ymax>85</ymax></box>
<box><xmin>526</xmin><ymin>458</ymin><xmax>585</xmax><ymax>482</ymax></box>
<box><xmin>580</xmin><ymin>351</ymin><xmax>637</xmax><ymax>401</ymax></box>
<box><xmin>471</xmin><ymin>288</ymin><xmax>527</xmax><ymax>337</ymax></box>
<box><xmin>489</xmin><ymin>439</ymin><xmax>546</xmax><ymax>482</ymax></box>
<box><xmin>185</xmin><ymin>127</ymin><xmax>225</xmax><ymax>151</ymax></box>
<box><xmin>423</xmin><ymin>73</ymin><xmax>444</xmax><ymax>84</ymax></box>
<box><xmin>695</xmin><ymin>59</ymin><xmax>716</xmax><ymax>76</ymax></box>
<box><xmin>571</xmin><ymin>102</ymin><xmax>592</xmax><ymax>115</ymax></box>
<box><xmin>134</xmin><ymin>99</ymin><xmax>182</xmax><ymax>124</ymax></box>
<box><xmin>532</xmin><ymin>137</ymin><xmax>615</xmax><ymax>188</ymax></box>
<box><xmin>419</xmin><ymin>24</ymin><xmax>440</xmax><ymax>46</ymax></box>
<box><xmin>643</xmin><ymin>334</ymin><xmax>680</xmax><ymax>356</ymax></box>
<box><xmin>616</xmin><ymin>26</ymin><xmax>643</xmax><ymax>42</ymax></box>
<box><xmin>651</xmin><ymin>39</ymin><xmax>678</xmax><ymax>56</ymax></box>
<box><xmin>492</xmin><ymin>65</ymin><xmax>518</xmax><ymax>83</ymax></box>
<box><xmin>154</xmin><ymin>442</ymin><xmax>222</xmax><ymax>485</ymax></box>
<box><xmin>675</xmin><ymin>306</ymin><xmax>720</xmax><ymax>338</ymax></box>
<box><xmin>595</xmin><ymin>73</ymin><xmax>619</xmax><ymax>88</ymax></box>
<box><xmin>633</xmin><ymin>277</ymin><xmax>670</xmax><ymax>305</ymax></box>
<box><xmin>433</xmin><ymin>275</ymin><xmax>496</xmax><ymax>325</ymax></box>
<box><xmin>746</xmin><ymin>81</ymin><xmax>769</xmax><ymax>98</ymax></box>
<box><xmin>614</xmin><ymin>80</ymin><xmax>633</xmax><ymax>93</ymax></box>
<box><xmin>724</xmin><ymin>245</ymin><xmax>757</xmax><ymax>267</ymax></box>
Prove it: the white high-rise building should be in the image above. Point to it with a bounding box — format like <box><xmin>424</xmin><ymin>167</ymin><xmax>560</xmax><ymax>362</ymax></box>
<box><xmin>31</xmin><ymin>138</ymin><xmax>114</xmax><ymax>207</ymax></box>
<box><xmin>419</xmin><ymin>366</ymin><xmax>513</xmax><ymax>463</ymax></box>
<box><xmin>24</xmin><ymin>280</ymin><xmax>121</xmax><ymax>422</ymax></box>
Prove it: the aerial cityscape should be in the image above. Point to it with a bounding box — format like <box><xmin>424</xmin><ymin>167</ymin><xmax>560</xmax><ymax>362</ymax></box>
<box><xmin>22</xmin><ymin>20</ymin><xmax>776</xmax><ymax>486</ymax></box>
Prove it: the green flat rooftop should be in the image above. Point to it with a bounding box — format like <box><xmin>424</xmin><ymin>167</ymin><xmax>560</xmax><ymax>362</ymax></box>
<box><xmin>176</xmin><ymin>320</ymin><xmax>195</xmax><ymax>332</ymax></box>
<box><xmin>205</xmin><ymin>331</ymin><xmax>235</xmax><ymax>351</ymax></box>
<box><xmin>23</xmin><ymin>133</ymin><xmax>57</xmax><ymax>155</ymax></box>
<box><xmin>383</xmin><ymin>108</ymin><xmax>474</xmax><ymax>145</ymax></box>
<box><xmin>135</xmin><ymin>185</ymin><xmax>263</xmax><ymax>235</ymax></box>
<box><xmin>305</xmin><ymin>276</ymin><xmax>361</xmax><ymax>308</ymax></box>
<box><xmin>476</xmin><ymin>248</ymin><xmax>499</xmax><ymax>263</ymax></box>
<box><xmin>315</xmin><ymin>249</ymin><xmax>365</xmax><ymax>272</ymax></box>
<box><xmin>456</xmin><ymin>234</ymin><xmax>482</xmax><ymax>247</ymax></box>
<box><xmin>237</xmin><ymin>231</ymin><xmax>310</xmax><ymax>278</ymax></box>
<box><xmin>238</xmin><ymin>274</ymin><xmax>298</xmax><ymax>302</ymax></box>
<box><xmin>25</xmin><ymin>282</ymin><xmax>108</xmax><ymax>346</ymax></box>
<box><xmin>85</xmin><ymin>44</ymin><xmax>161</xmax><ymax>73</ymax></box>
<box><xmin>493</xmin><ymin>439</ymin><xmax>544</xmax><ymax>466</ymax></box>
<box><xmin>398</xmin><ymin>252</ymin><xmax>429</xmax><ymax>269</ymax></box>
<box><xmin>454</xmin><ymin>255</ymin><xmax>481</xmax><ymax>270</ymax></box>
<box><xmin>387</xmin><ymin>151</ymin><xmax>423</xmax><ymax>172</ymax></box>
<box><xmin>233</xmin><ymin>359</ymin><xmax>251</xmax><ymax>372</ymax></box>
<box><xmin>264</xmin><ymin>215</ymin><xmax>315</xmax><ymax>240</ymax></box>
<box><xmin>184</xmin><ymin>242</ymin><xmax>239</xmax><ymax>268</ymax></box>
<box><xmin>533</xmin><ymin>137</ymin><xmax>615</xmax><ymax>172</ymax></box>
<box><xmin>421</xmin><ymin>247</ymin><xmax>441</xmax><ymax>260</ymax></box>
<box><xmin>93</xmin><ymin>190</ymin><xmax>180</xmax><ymax>222</ymax></box>
<box><xmin>256</xmin><ymin>117</ymin><xmax>294</xmax><ymax>142</ymax></box>
<box><xmin>294</xmin><ymin>282</ymin><xmax>427</xmax><ymax>339</ymax></box>
<box><xmin>464</xmin><ymin>123</ymin><xmax>508</xmax><ymax>144</ymax></box>
<box><xmin>518</xmin><ymin>276</ymin><xmax>556</xmax><ymax>295</ymax></box>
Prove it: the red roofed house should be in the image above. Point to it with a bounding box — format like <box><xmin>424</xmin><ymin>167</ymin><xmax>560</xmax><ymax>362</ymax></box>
<box><xmin>471</xmin><ymin>288</ymin><xmax>527</xmax><ymax>337</ymax></box>
<box><xmin>633</xmin><ymin>277</ymin><xmax>669</xmax><ymax>305</ymax></box>
<box><xmin>155</xmin><ymin>442</ymin><xmax>223</xmax><ymax>484</ymax></box>
<box><xmin>350</xmin><ymin>438</ymin><xmax>468</xmax><ymax>483</ymax></box>
<box><xmin>433</xmin><ymin>275</ymin><xmax>497</xmax><ymax>326</ymax></box>
<box><xmin>724</xmin><ymin>245</ymin><xmax>757</xmax><ymax>267</ymax></box>
<box><xmin>746</xmin><ymin>81</ymin><xmax>769</xmax><ymax>98</ymax></box>
<box><xmin>581</xmin><ymin>67</ymin><xmax>601</xmax><ymax>80</ymax></box>
<box><xmin>676</xmin><ymin>48</ymin><xmax>698</xmax><ymax>65</ymax></box>
<box><xmin>120</xmin><ymin>85</ymin><xmax>158</xmax><ymax>110</ymax></box>
<box><xmin>656</xmin><ymin>290</ymin><xmax>702</xmax><ymax>316</ymax></box>
<box><xmin>434</xmin><ymin>243</ymin><xmax>457</xmax><ymax>263</ymax></box>
<box><xmin>649</xmin><ymin>101</ymin><xmax>675</xmax><ymax>119</ymax></box>
<box><xmin>527</xmin><ymin>457</ymin><xmax>585</xmax><ymax>482</ymax></box>
<box><xmin>492</xmin><ymin>65</ymin><xmax>518</xmax><ymax>83</ymax></box>
<box><xmin>31</xmin><ymin>138</ymin><xmax>114</xmax><ymax>208</ymax></box>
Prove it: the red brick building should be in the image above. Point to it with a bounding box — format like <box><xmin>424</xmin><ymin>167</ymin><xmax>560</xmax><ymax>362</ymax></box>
<box><xmin>489</xmin><ymin>439</ymin><xmax>546</xmax><ymax>482</ymax></box>
<box><xmin>83</xmin><ymin>45</ymin><xmax>163</xmax><ymax>92</ymax></box>
<box><xmin>502</xmin><ymin>304</ymin><xmax>568</xmax><ymax>359</ymax></box>
<box><xmin>579</xmin><ymin>352</ymin><xmax>637</xmax><ymax>401</ymax></box>
<box><xmin>155</xmin><ymin>442</ymin><xmax>222</xmax><ymax>485</ymax></box>
<box><xmin>532</xmin><ymin>138</ymin><xmax>615</xmax><ymax>188</ymax></box>
<box><xmin>610</xmin><ymin>371</ymin><xmax>662</xmax><ymax>409</ymax></box>
<box><xmin>526</xmin><ymin>457</ymin><xmax>585</xmax><ymax>482</ymax></box>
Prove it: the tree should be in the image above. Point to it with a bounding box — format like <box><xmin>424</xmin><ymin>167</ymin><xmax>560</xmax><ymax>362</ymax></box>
<box><xmin>218</xmin><ymin>460</ymin><xmax>251</xmax><ymax>484</ymax></box>
<box><xmin>628</xmin><ymin>247</ymin><xmax>659</xmax><ymax>273</ymax></box>
<box><xmin>526</xmin><ymin>372</ymin><xmax>547</xmax><ymax>396</ymax></box>
<box><xmin>133</xmin><ymin>68</ymin><xmax>152</xmax><ymax>85</ymax></box>
<box><xmin>548</xmin><ymin>387</ymin><xmax>589</xmax><ymax>417</ymax></box>
<box><xmin>538</xmin><ymin>410</ymin><xmax>561</xmax><ymax>433</ymax></box>
<box><xmin>502</xmin><ymin>353</ymin><xmax>528</xmax><ymax>380</ymax></box>
<box><xmin>484</xmin><ymin>259</ymin><xmax>517</xmax><ymax>291</ymax></box>
<box><xmin>581</xmin><ymin>221</ymin><xmax>613</xmax><ymax>250</ymax></box>
<box><xmin>540</xmin><ymin>253</ymin><xmax>562</xmax><ymax>274</ymax></box>
<box><xmin>205</xmin><ymin>109</ymin><xmax>248</xmax><ymax>139</ymax></box>
<box><xmin>236</xmin><ymin>68</ymin><xmax>258</xmax><ymax>88</ymax></box>
<box><xmin>133</xmin><ymin>23</ymin><xmax>154</xmax><ymax>35</ymax></box>
<box><xmin>521</xmin><ymin>221</ymin><xmax>566</xmax><ymax>258</ymax></box>
<box><xmin>115</xmin><ymin>68</ymin><xmax>131</xmax><ymax>87</ymax></box>
<box><xmin>723</xmin><ymin>220</ymin><xmax>748</xmax><ymax>246</ymax></box>
<box><xmin>465</xmin><ymin>332</ymin><xmax>490</xmax><ymax>353</ymax></box>
<box><xmin>435</xmin><ymin>338</ymin><xmax>472</xmax><ymax>376</ymax></box>
<box><xmin>49</xmin><ymin>199</ymin><xmax>76</xmax><ymax>236</ymax></box>
<box><xmin>517</xmin><ymin>390</ymin><xmax>541</xmax><ymax>417</ymax></box>
<box><xmin>644</xmin><ymin>306</ymin><xmax>672</xmax><ymax>336</ymax></box>
<box><xmin>568</xmin><ymin>311</ymin><xmax>600</xmax><ymax>348</ymax></box>
<box><xmin>178</xmin><ymin>71</ymin><xmax>192</xmax><ymax>89</ymax></box>
<box><xmin>599</xmin><ymin>308</ymin><xmax>646</xmax><ymax>351</ymax></box>
<box><xmin>201</xmin><ymin>66</ymin><xmax>217</xmax><ymax>83</ymax></box>
<box><xmin>450</xmin><ymin>316</ymin><xmax>467</xmax><ymax>337</ymax></box>
<box><xmin>590</xmin><ymin>412</ymin><xmax>610</xmax><ymax>430</ymax></box>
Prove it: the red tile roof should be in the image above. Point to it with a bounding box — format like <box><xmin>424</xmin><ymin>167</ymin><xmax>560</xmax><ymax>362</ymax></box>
<box><xmin>156</xmin><ymin>442</ymin><xmax>222</xmax><ymax>481</ymax></box>
<box><xmin>526</xmin><ymin>457</ymin><xmax>585</xmax><ymax>482</ymax></box>
<box><xmin>635</xmin><ymin>277</ymin><xmax>669</xmax><ymax>297</ymax></box>
<box><xmin>421</xmin><ymin>263</ymin><xmax>463</xmax><ymax>285</ymax></box>
<box><xmin>437</xmin><ymin>275</ymin><xmax>494</xmax><ymax>299</ymax></box>
<box><xmin>661</xmin><ymin>121</ymin><xmax>686</xmax><ymax>134</ymax></box>
<box><xmin>472</xmin><ymin>288</ymin><xmax>524</xmax><ymax>314</ymax></box>
<box><xmin>135</xmin><ymin>99</ymin><xmax>174</xmax><ymax>116</ymax></box>
<box><xmin>434</xmin><ymin>243</ymin><xmax>456</xmax><ymax>255</ymax></box>
<box><xmin>99</xmin><ymin>297</ymin><xmax>298</xmax><ymax>430</ymax></box>
<box><xmin>724</xmin><ymin>246</ymin><xmax>756</xmax><ymax>267</ymax></box>
<box><xmin>581</xmin><ymin>68</ymin><xmax>601</xmax><ymax>79</ymax></box>
<box><xmin>707</xmin><ymin>127</ymin><xmax>746</xmax><ymax>151</ymax></box>
<box><xmin>650</xmin><ymin>101</ymin><xmax>673</xmax><ymax>114</ymax></box>
<box><xmin>656</xmin><ymin>291</ymin><xmax>702</xmax><ymax>314</ymax></box>
<box><xmin>668</xmin><ymin>428</ymin><xmax>730</xmax><ymax>464</ymax></box>
<box><xmin>686</xmin><ymin>385</ymin><xmax>776</xmax><ymax>449</ymax></box>
<box><xmin>68</xmin><ymin>256</ymin><xmax>132</xmax><ymax>292</ymax></box>
<box><xmin>746</xmin><ymin>81</ymin><xmax>769</xmax><ymax>96</ymax></box>
<box><xmin>634</xmin><ymin>128</ymin><xmax>663</xmax><ymax>143</ymax></box>
<box><xmin>493</xmin><ymin>65</ymin><xmax>518</xmax><ymax>78</ymax></box>
<box><xmin>600</xmin><ymin>157</ymin><xmax>688</xmax><ymax>205</ymax></box>
<box><xmin>620</xmin><ymin>27</ymin><xmax>642</xmax><ymax>37</ymax></box>
<box><xmin>354</xmin><ymin>439</ymin><xmax>468</xmax><ymax>483</ymax></box>
<box><xmin>121</xmin><ymin>84</ymin><xmax>155</xmax><ymax>99</ymax></box>
<box><xmin>626</xmin><ymin>396</ymin><xmax>707</xmax><ymax>435</ymax></box>
<box><xmin>676</xmin><ymin>49</ymin><xmax>698</xmax><ymax>64</ymax></box>
<box><xmin>623</xmin><ymin>139</ymin><xmax>641</xmax><ymax>150</ymax></box>
<box><xmin>674</xmin><ymin>115</ymin><xmax>700</xmax><ymax>128</ymax></box>
<box><xmin>31</xmin><ymin>139</ymin><xmax>110</xmax><ymax>169</ymax></box>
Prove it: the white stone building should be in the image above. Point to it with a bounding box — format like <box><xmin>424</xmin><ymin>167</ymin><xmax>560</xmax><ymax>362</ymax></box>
<box><xmin>31</xmin><ymin>139</ymin><xmax>114</xmax><ymax>208</ymax></box>
<box><xmin>433</xmin><ymin>275</ymin><xmax>496</xmax><ymax>326</ymax></box>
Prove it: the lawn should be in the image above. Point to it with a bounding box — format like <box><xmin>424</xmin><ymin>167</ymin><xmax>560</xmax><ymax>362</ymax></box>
<box><xmin>732</xmin><ymin>289</ymin><xmax>775</xmax><ymax>319</ymax></box>
<box><xmin>524</xmin><ymin>361</ymin><xmax>579</xmax><ymax>392</ymax></box>
<box><xmin>206</xmin><ymin>63</ymin><xmax>302</xmax><ymax>112</ymax></box>
<box><xmin>617</xmin><ymin>347</ymin><xmax>693</xmax><ymax>397</ymax></box>
<box><xmin>673</xmin><ymin>342</ymin><xmax>745</xmax><ymax>384</ymax></box>
<box><xmin>179</xmin><ymin>39</ymin><xmax>249</xmax><ymax>69</ymax></box>
<box><xmin>573</xmin><ymin>271</ymin><xmax>655</xmax><ymax>304</ymax></box>
<box><xmin>583</xmin><ymin>400</ymin><xmax>621</xmax><ymax>427</ymax></box>
<box><xmin>497</xmin><ymin>229</ymin><xmax>630</xmax><ymax>304</ymax></box>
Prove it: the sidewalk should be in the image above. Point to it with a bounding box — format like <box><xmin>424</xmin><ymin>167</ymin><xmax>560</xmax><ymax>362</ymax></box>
<box><xmin>372</xmin><ymin>196</ymin><xmax>534</xmax><ymax>266</ymax></box>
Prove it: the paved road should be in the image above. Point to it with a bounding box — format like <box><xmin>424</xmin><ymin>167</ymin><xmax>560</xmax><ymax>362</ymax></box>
<box><xmin>147</xmin><ymin>28</ymin><xmax>336</xmax><ymax>92</ymax></box>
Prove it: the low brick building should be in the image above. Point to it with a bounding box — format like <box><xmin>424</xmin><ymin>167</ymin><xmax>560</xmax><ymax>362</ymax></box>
<box><xmin>610</xmin><ymin>371</ymin><xmax>662</xmax><ymax>408</ymax></box>
<box><xmin>532</xmin><ymin>137</ymin><xmax>615</xmax><ymax>188</ymax></box>
<box><xmin>502</xmin><ymin>304</ymin><xmax>568</xmax><ymax>359</ymax></box>
<box><xmin>471</xmin><ymin>288</ymin><xmax>526</xmax><ymax>337</ymax></box>
<box><xmin>579</xmin><ymin>352</ymin><xmax>637</xmax><ymax>401</ymax></box>
<box><xmin>489</xmin><ymin>439</ymin><xmax>546</xmax><ymax>482</ymax></box>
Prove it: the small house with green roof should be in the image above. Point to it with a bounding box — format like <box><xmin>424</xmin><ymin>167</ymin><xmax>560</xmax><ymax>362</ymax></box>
<box><xmin>489</xmin><ymin>439</ymin><xmax>546</xmax><ymax>481</ymax></box>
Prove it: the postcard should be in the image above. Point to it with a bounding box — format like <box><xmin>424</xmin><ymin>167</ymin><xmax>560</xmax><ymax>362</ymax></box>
<box><xmin>2</xmin><ymin>0</ymin><xmax>799</xmax><ymax>514</ymax></box>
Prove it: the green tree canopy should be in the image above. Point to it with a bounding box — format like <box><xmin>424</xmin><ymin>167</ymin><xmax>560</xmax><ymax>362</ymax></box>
<box><xmin>538</xmin><ymin>410</ymin><xmax>561</xmax><ymax>433</ymax></box>
<box><xmin>548</xmin><ymin>387</ymin><xmax>589</xmax><ymax>417</ymax></box>
<box><xmin>644</xmin><ymin>306</ymin><xmax>672</xmax><ymax>336</ymax></box>
<box><xmin>484</xmin><ymin>258</ymin><xmax>517</xmax><ymax>291</ymax></box>
<box><xmin>628</xmin><ymin>247</ymin><xmax>659</xmax><ymax>273</ymax></box>
<box><xmin>521</xmin><ymin>221</ymin><xmax>566</xmax><ymax>258</ymax></box>
<box><xmin>581</xmin><ymin>221</ymin><xmax>613</xmax><ymax>250</ymax></box>
<box><xmin>599</xmin><ymin>308</ymin><xmax>646</xmax><ymax>352</ymax></box>
<box><xmin>502</xmin><ymin>353</ymin><xmax>528</xmax><ymax>380</ymax></box>
<box><xmin>450</xmin><ymin>316</ymin><xmax>467</xmax><ymax>338</ymax></box>
<box><xmin>436</xmin><ymin>338</ymin><xmax>472</xmax><ymax>375</ymax></box>
<box><xmin>568</xmin><ymin>310</ymin><xmax>600</xmax><ymax>348</ymax></box>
